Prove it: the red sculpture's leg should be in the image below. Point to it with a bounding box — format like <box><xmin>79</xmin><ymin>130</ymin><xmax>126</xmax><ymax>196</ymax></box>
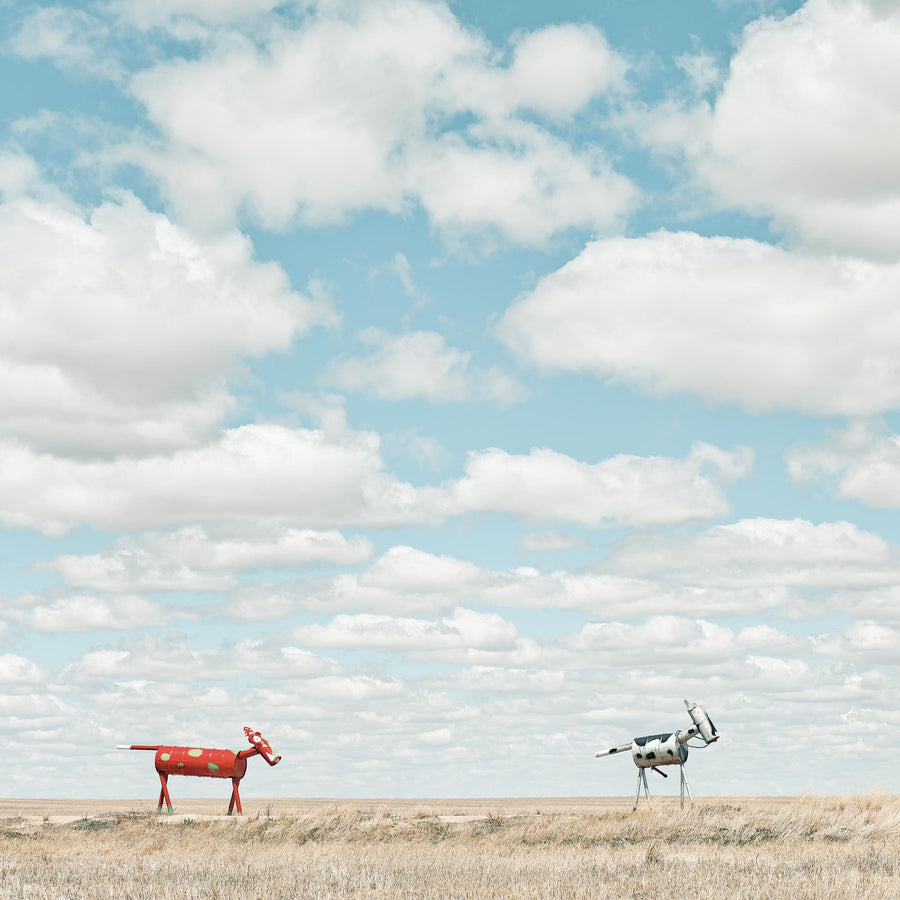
<box><xmin>157</xmin><ymin>772</ymin><xmax>174</xmax><ymax>814</ymax></box>
<box><xmin>228</xmin><ymin>778</ymin><xmax>242</xmax><ymax>816</ymax></box>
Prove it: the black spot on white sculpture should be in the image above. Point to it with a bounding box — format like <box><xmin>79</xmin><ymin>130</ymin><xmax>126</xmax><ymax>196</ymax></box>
<box><xmin>595</xmin><ymin>699</ymin><xmax>719</xmax><ymax>811</ymax></box>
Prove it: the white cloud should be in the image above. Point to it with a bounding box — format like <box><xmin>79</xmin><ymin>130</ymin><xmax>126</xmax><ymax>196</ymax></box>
<box><xmin>12</xmin><ymin>7</ymin><xmax>124</xmax><ymax>80</ymax></box>
<box><xmin>223</xmin><ymin>543</ymin><xmax>790</xmax><ymax>622</ymax></box>
<box><xmin>107</xmin><ymin>0</ymin><xmax>283</xmax><ymax>29</ymax></box>
<box><xmin>0</xmin><ymin>189</ymin><xmax>334</xmax><ymax>456</ymax></box>
<box><xmin>0</xmin><ymin>424</ymin><xmax>428</xmax><ymax>535</ymax></box>
<box><xmin>826</xmin><ymin>586</ymin><xmax>900</xmax><ymax>626</ymax></box>
<box><xmin>61</xmin><ymin>633</ymin><xmax>340</xmax><ymax>683</ymax></box>
<box><xmin>0</xmin><ymin>147</ymin><xmax>43</xmax><ymax>199</ymax></box>
<box><xmin>230</xmin><ymin>639</ymin><xmax>342</xmax><ymax>679</ymax></box>
<box><xmin>324</xmin><ymin>328</ymin><xmax>523</xmax><ymax>405</ymax></box>
<box><xmin>787</xmin><ymin>420</ymin><xmax>900</xmax><ymax>507</ymax></box>
<box><xmin>49</xmin><ymin>526</ymin><xmax>374</xmax><ymax>591</ymax></box>
<box><xmin>5</xmin><ymin>594</ymin><xmax>173</xmax><ymax>633</ymax></box>
<box><xmin>610</xmin><ymin>516</ymin><xmax>899</xmax><ymax>589</ymax></box>
<box><xmin>812</xmin><ymin>620</ymin><xmax>900</xmax><ymax>663</ymax></box>
<box><xmin>386</xmin><ymin>252</ymin><xmax>425</xmax><ymax>304</ymax></box>
<box><xmin>675</xmin><ymin>49</ymin><xmax>722</xmax><ymax>94</ymax></box>
<box><xmin>294</xmin><ymin>546</ymin><xmax>488</xmax><ymax>617</ymax></box>
<box><xmin>405</xmin><ymin>120</ymin><xmax>635</xmax><ymax>247</ymax></box>
<box><xmin>0</xmin><ymin>653</ymin><xmax>51</xmax><ymax>684</ymax></box>
<box><xmin>500</xmin><ymin>23</ymin><xmax>626</xmax><ymax>119</ymax></box>
<box><xmin>568</xmin><ymin>616</ymin><xmax>799</xmax><ymax>667</ymax></box>
<box><xmin>388</xmin><ymin>430</ymin><xmax>450</xmax><ymax>470</ymax></box>
<box><xmin>498</xmin><ymin>230</ymin><xmax>900</xmax><ymax>415</ymax></box>
<box><xmin>126</xmin><ymin>1</ymin><xmax>635</xmax><ymax>240</ymax></box>
<box><xmin>290</xmin><ymin>607</ymin><xmax>519</xmax><ymax>655</ymax></box>
<box><xmin>452</xmin><ymin>665</ymin><xmax>565</xmax><ymax>693</ymax></box>
<box><xmin>688</xmin><ymin>0</ymin><xmax>900</xmax><ymax>257</ymax></box>
<box><xmin>439</xmin><ymin>440</ymin><xmax>752</xmax><ymax>527</ymax></box>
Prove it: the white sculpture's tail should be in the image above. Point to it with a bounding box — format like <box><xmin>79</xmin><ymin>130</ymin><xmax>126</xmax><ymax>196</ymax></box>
<box><xmin>595</xmin><ymin>743</ymin><xmax>632</xmax><ymax>758</ymax></box>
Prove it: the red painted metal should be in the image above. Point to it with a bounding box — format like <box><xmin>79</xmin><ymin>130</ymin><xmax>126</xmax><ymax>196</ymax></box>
<box><xmin>154</xmin><ymin>746</ymin><xmax>248</xmax><ymax>780</ymax></box>
<box><xmin>119</xmin><ymin>726</ymin><xmax>281</xmax><ymax>815</ymax></box>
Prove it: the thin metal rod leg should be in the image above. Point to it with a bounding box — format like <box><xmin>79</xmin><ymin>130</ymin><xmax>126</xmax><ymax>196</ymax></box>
<box><xmin>681</xmin><ymin>766</ymin><xmax>694</xmax><ymax>805</ymax></box>
<box><xmin>157</xmin><ymin>772</ymin><xmax>173</xmax><ymax>814</ymax></box>
<box><xmin>633</xmin><ymin>769</ymin><xmax>642</xmax><ymax>811</ymax></box>
<box><xmin>228</xmin><ymin>778</ymin><xmax>242</xmax><ymax>815</ymax></box>
<box><xmin>641</xmin><ymin>768</ymin><xmax>652</xmax><ymax>806</ymax></box>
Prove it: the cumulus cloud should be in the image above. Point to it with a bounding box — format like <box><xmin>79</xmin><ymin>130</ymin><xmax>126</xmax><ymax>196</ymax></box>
<box><xmin>498</xmin><ymin>231</ymin><xmax>900</xmax><ymax>415</ymax></box>
<box><xmin>610</xmin><ymin>516</ymin><xmax>900</xmax><ymax>589</ymax></box>
<box><xmin>0</xmin><ymin>424</ymin><xmax>428</xmax><ymax>535</ymax></box>
<box><xmin>0</xmin><ymin>653</ymin><xmax>51</xmax><ymax>685</ymax></box>
<box><xmin>568</xmin><ymin>616</ymin><xmax>802</xmax><ymax>667</ymax></box>
<box><xmin>293</xmin><ymin>546</ymin><xmax>489</xmax><ymax>617</ymax></box>
<box><xmin>49</xmin><ymin>526</ymin><xmax>374</xmax><ymax>592</ymax></box>
<box><xmin>3</xmin><ymin>595</ymin><xmax>175</xmax><ymax>633</ymax></box>
<box><xmin>497</xmin><ymin>23</ymin><xmax>626</xmax><ymax>119</ymax></box>
<box><xmin>633</xmin><ymin>0</ymin><xmax>900</xmax><ymax>258</ymax></box>
<box><xmin>126</xmin><ymin>0</ymin><xmax>635</xmax><ymax>240</ymax></box>
<box><xmin>290</xmin><ymin>607</ymin><xmax>519</xmax><ymax>656</ymax></box>
<box><xmin>323</xmin><ymin>328</ymin><xmax>523</xmax><ymax>405</ymax></box>
<box><xmin>701</xmin><ymin>0</ymin><xmax>900</xmax><ymax>258</ymax></box>
<box><xmin>107</xmin><ymin>0</ymin><xmax>284</xmax><ymax>29</ymax></box>
<box><xmin>451</xmin><ymin>665</ymin><xmax>565</xmax><ymax>693</ymax></box>
<box><xmin>11</xmin><ymin>7</ymin><xmax>124</xmax><ymax>80</ymax></box>
<box><xmin>0</xmin><ymin>147</ymin><xmax>44</xmax><ymax>199</ymax></box>
<box><xmin>224</xmin><ymin>543</ymin><xmax>790</xmax><ymax>622</ymax></box>
<box><xmin>405</xmin><ymin>120</ymin><xmax>634</xmax><ymax>247</ymax></box>
<box><xmin>812</xmin><ymin>620</ymin><xmax>900</xmax><ymax>663</ymax></box>
<box><xmin>438</xmin><ymin>440</ymin><xmax>752</xmax><ymax>527</ymax></box>
<box><xmin>216</xmin><ymin>514</ymin><xmax>900</xmax><ymax>626</ymax></box>
<box><xmin>787</xmin><ymin>420</ymin><xmax>900</xmax><ymax>507</ymax></box>
<box><xmin>826</xmin><ymin>586</ymin><xmax>900</xmax><ymax>626</ymax></box>
<box><xmin>61</xmin><ymin>633</ymin><xmax>340</xmax><ymax>683</ymax></box>
<box><xmin>0</xmin><ymin>189</ymin><xmax>334</xmax><ymax>456</ymax></box>
<box><xmin>0</xmin><ymin>427</ymin><xmax>745</xmax><ymax>536</ymax></box>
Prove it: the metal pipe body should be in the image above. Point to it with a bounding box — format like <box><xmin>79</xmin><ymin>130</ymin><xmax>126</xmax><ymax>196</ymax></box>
<box><xmin>631</xmin><ymin>732</ymin><xmax>688</xmax><ymax>768</ymax></box>
<box><xmin>153</xmin><ymin>746</ymin><xmax>248</xmax><ymax>780</ymax></box>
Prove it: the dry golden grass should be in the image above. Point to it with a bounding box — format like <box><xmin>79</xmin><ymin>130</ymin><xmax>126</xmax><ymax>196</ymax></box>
<box><xmin>1</xmin><ymin>796</ymin><xmax>898</xmax><ymax>898</ymax></box>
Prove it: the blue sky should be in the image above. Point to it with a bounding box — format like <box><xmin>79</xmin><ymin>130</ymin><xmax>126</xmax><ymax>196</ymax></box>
<box><xmin>2</xmin><ymin>0</ymin><xmax>900</xmax><ymax>801</ymax></box>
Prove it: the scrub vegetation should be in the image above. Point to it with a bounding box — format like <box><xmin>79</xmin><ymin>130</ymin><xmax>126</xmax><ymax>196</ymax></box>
<box><xmin>0</xmin><ymin>796</ymin><xmax>897</xmax><ymax>899</ymax></box>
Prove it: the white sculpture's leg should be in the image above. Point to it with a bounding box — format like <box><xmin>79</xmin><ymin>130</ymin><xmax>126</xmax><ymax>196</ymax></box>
<box><xmin>681</xmin><ymin>765</ymin><xmax>694</xmax><ymax>806</ymax></box>
<box><xmin>633</xmin><ymin>769</ymin><xmax>642</xmax><ymax>811</ymax></box>
<box><xmin>641</xmin><ymin>768</ymin><xmax>652</xmax><ymax>806</ymax></box>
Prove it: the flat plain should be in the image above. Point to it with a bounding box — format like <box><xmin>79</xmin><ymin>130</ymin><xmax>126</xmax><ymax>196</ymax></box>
<box><xmin>0</xmin><ymin>795</ymin><xmax>896</xmax><ymax>898</ymax></box>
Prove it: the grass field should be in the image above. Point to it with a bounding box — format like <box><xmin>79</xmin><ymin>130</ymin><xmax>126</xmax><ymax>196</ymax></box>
<box><xmin>1</xmin><ymin>796</ymin><xmax>897</xmax><ymax>898</ymax></box>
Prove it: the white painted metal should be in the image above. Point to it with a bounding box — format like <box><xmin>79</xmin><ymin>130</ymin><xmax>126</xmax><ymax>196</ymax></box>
<box><xmin>596</xmin><ymin>698</ymin><xmax>719</xmax><ymax>812</ymax></box>
<box><xmin>685</xmin><ymin>700</ymin><xmax>719</xmax><ymax>744</ymax></box>
<box><xmin>630</xmin><ymin>732</ymin><xmax>688</xmax><ymax>768</ymax></box>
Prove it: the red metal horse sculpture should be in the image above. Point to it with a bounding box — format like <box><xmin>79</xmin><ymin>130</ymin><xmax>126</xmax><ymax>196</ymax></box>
<box><xmin>118</xmin><ymin>726</ymin><xmax>281</xmax><ymax>814</ymax></box>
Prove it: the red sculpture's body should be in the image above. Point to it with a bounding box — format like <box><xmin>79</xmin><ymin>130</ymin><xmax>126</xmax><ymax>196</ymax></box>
<box><xmin>154</xmin><ymin>746</ymin><xmax>248</xmax><ymax>780</ymax></box>
<box><xmin>119</xmin><ymin>726</ymin><xmax>281</xmax><ymax>814</ymax></box>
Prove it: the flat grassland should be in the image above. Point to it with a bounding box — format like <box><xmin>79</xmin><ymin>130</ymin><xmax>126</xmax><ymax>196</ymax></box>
<box><xmin>0</xmin><ymin>796</ymin><xmax>897</xmax><ymax>898</ymax></box>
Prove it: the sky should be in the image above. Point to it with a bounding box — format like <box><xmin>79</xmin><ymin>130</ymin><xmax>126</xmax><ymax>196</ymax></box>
<box><xmin>1</xmin><ymin>0</ymin><xmax>899</xmax><ymax>801</ymax></box>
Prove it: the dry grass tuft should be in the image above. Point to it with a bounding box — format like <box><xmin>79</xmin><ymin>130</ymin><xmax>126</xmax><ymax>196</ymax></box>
<box><xmin>1</xmin><ymin>796</ymin><xmax>898</xmax><ymax>898</ymax></box>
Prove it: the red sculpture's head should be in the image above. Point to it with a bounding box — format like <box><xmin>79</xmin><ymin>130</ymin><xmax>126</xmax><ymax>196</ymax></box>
<box><xmin>244</xmin><ymin>726</ymin><xmax>281</xmax><ymax>766</ymax></box>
